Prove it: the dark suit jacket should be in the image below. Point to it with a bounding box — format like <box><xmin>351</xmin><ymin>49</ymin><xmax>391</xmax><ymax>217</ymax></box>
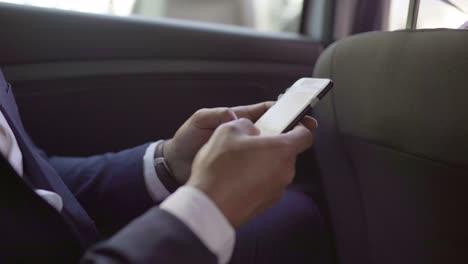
<box><xmin>0</xmin><ymin>70</ymin><xmax>216</xmax><ymax>263</ymax></box>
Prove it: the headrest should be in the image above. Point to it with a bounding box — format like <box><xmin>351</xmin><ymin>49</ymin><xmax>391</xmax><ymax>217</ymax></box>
<box><xmin>314</xmin><ymin>29</ymin><xmax>468</xmax><ymax>167</ymax></box>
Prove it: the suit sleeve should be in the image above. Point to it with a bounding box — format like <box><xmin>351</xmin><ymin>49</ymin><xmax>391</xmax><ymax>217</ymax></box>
<box><xmin>81</xmin><ymin>207</ymin><xmax>217</xmax><ymax>264</ymax></box>
<box><xmin>47</xmin><ymin>144</ymin><xmax>155</xmax><ymax>235</ymax></box>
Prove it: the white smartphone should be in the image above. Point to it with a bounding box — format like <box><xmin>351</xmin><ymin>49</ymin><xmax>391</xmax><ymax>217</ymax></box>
<box><xmin>255</xmin><ymin>78</ymin><xmax>333</xmax><ymax>136</ymax></box>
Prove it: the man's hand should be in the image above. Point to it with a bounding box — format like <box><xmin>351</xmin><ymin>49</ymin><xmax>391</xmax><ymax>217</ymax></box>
<box><xmin>188</xmin><ymin>118</ymin><xmax>317</xmax><ymax>228</ymax></box>
<box><xmin>163</xmin><ymin>102</ymin><xmax>274</xmax><ymax>185</ymax></box>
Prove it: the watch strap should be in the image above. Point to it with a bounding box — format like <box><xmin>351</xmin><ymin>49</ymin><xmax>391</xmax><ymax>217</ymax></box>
<box><xmin>154</xmin><ymin>141</ymin><xmax>180</xmax><ymax>193</ymax></box>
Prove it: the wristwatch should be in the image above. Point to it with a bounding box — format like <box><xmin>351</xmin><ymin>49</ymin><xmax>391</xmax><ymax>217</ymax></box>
<box><xmin>154</xmin><ymin>141</ymin><xmax>180</xmax><ymax>193</ymax></box>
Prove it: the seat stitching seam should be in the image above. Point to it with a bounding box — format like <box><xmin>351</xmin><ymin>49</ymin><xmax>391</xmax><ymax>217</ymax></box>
<box><xmin>343</xmin><ymin>133</ymin><xmax>468</xmax><ymax>172</ymax></box>
<box><xmin>329</xmin><ymin>43</ymin><xmax>373</xmax><ymax>264</ymax></box>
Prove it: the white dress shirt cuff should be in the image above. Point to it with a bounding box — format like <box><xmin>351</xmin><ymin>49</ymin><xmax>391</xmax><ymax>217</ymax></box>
<box><xmin>143</xmin><ymin>141</ymin><xmax>171</xmax><ymax>202</ymax></box>
<box><xmin>160</xmin><ymin>186</ymin><xmax>235</xmax><ymax>264</ymax></box>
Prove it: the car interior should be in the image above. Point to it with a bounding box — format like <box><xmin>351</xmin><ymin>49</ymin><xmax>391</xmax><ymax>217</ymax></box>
<box><xmin>0</xmin><ymin>0</ymin><xmax>467</xmax><ymax>263</ymax></box>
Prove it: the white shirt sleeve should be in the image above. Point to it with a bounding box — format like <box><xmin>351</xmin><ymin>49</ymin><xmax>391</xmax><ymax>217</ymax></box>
<box><xmin>160</xmin><ymin>186</ymin><xmax>236</xmax><ymax>264</ymax></box>
<box><xmin>143</xmin><ymin>141</ymin><xmax>171</xmax><ymax>202</ymax></box>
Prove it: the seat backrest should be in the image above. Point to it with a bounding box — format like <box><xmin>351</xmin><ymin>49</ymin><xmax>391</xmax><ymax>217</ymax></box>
<box><xmin>313</xmin><ymin>29</ymin><xmax>468</xmax><ymax>264</ymax></box>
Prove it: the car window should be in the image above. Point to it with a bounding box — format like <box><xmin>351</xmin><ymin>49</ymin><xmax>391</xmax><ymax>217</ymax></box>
<box><xmin>0</xmin><ymin>0</ymin><xmax>305</xmax><ymax>33</ymax></box>
<box><xmin>387</xmin><ymin>0</ymin><xmax>468</xmax><ymax>30</ymax></box>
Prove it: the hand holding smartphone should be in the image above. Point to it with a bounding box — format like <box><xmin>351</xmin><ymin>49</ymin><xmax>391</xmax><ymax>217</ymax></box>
<box><xmin>255</xmin><ymin>78</ymin><xmax>333</xmax><ymax>136</ymax></box>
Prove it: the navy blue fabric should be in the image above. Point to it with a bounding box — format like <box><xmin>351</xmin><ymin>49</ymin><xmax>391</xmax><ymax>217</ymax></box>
<box><xmin>231</xmin><ymin>190</ymin><xmax>331</xmax><ymax>264</ymax></box>
<box><xmin>82</xmin><ymin>207</ymin><xmax>217</xmax><ymax>264</ymax></box>
<box><xmin>0</xmin><ymin>70</ymin><xmax>98</xmax><ymax>246</ymax></box>
<box><xmin>0</xmin><ymin>152</ymin><xmax>83</xmax><ymax>263</ymax></box>
<box><xmin>0</xmin><ymin>68</ymin><xmax>156</xmax><ymax>243</ymax></box>
<box><xmin>48</xmin><ymin>146</ymin><xmax>155</xmax><ymax>235</ymax></box>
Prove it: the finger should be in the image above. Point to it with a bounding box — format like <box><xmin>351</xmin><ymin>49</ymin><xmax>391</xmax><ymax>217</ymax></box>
<box><xmin>225</xmin><ymin>118</ymin><xmax>260</xmax><ymax>136</ymax></box>
<box><xmin>192</xmin><ymin>107</ymin><xmax>238</xmax><ymax>129</ymax></box>
<box><xmin>278</xmin><ymin>124</ymin><xmax>313</xmax><ymax>155</ymax></box>
<box><xmin>301</xmin><ymin>116</ymin><xmax>318</xmax><ymax>131</ymax></box>
<box><xmin>249</xmin><ymin>124</ymin><xmax>313</xmax><ymax>155</ymax></box>
<box><xmin>231</xmin><ymin>101</ymin><xmax>274</xmax><ymax>122</ymax></box>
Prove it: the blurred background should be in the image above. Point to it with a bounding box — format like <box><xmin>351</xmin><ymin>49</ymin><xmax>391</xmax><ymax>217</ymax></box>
<box><xmin>0</xmin><ymin>0</ymin><xmax>305</xmax><ymax>33</ymax></box>
<box><xmin>0</xmin><ymin>0</ymin><xmax>467</xmax><ymax>33</ymax></box>
<box><xmin>387</xmin><ymin>0</ymin><xmax>468</xmax><ymax>30</ymax></box>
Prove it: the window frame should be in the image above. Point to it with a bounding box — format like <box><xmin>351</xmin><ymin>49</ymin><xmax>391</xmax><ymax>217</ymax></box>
<box><xmin>300</xmin><ymin>0</ymin><xmax>336</xmax><ymax>43</ymax></box>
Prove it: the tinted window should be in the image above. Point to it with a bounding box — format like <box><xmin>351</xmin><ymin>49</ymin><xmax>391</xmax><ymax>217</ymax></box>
<box><xmin>0</xmin><ymin>0</ymin><xmax>305</xmax><ymax>33</ymax></box>
<box><xmin>387</xmin><ymin>0</ymin><xmax>468</xmax><ymax>30</ymax></box>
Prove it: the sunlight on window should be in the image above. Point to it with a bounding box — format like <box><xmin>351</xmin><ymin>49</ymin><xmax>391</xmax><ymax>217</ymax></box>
<box><xmin>0</xmin><ymin>0</ymin><xmax>135</xmax><ymax>15</ymax></box>
<box><xmin>388</xmin><ymin>0</ymin><xmax>468</xmax><ymax>30</ymax></box>
<box><xmin>417</xmin><ymin>0</ymin><xmax>468</xmax><ymax>29</ymax></box>
<box><xmin>252</xmin><ymin>0</ymin><xmax>303</xmax><ymax>32</ymax></box>
<box><xmin>387</xmin><ymin>0</ymin><xmax>409</xmax><ymax>31</ymax></box>
<box><xmin>0</xmin><ymin>0</ymin><xmax>304</xmax><ymax>33</ymax></box>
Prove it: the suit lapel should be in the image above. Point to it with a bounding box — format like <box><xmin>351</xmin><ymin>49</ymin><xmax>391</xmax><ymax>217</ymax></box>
<box><xmin>0</xmin><ymin>154</ymin><xmax>83</xmax><ymax>261</ymax></box>
<box><xmin>0</xmin><ymin>73</ymin><xmax>100</xmax><ymax>246</ymax></box>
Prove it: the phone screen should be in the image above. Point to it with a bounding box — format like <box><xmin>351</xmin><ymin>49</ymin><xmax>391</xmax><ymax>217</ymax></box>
<box><xmin>255</xmin><ymin>78</ymin><xmax>331</xmax><ymax>136</ymax></box>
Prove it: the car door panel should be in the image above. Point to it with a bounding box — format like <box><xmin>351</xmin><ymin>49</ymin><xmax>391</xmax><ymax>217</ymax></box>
<box><xmin>0</xmin><ymin>3</ymin><xmax>322</xmax><ymax>156</ymax></box>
